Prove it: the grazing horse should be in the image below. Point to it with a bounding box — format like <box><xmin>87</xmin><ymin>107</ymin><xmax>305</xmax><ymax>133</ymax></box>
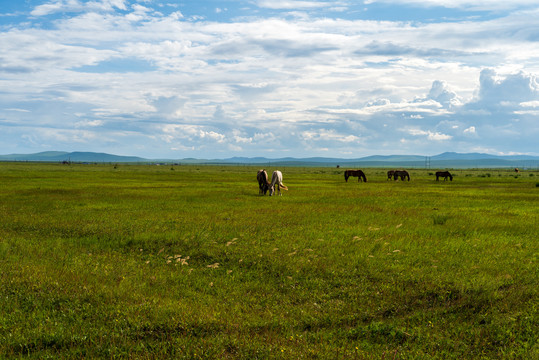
<box><xmin>257</xmin><ymin>169</ymin><xmax>270</xmax><ymax>195</ymax></box>
<box><xmin>344</xmin><ymin>169</ymin><xmax>367</xmax><ymax>182</ymax></box>
<box><xmin>435</xmin><ymin>171</ymin><xmax>453</xmax><ymax>181</ymax></box>
<box><xmin>393</xmin><ymin>170</ymin><xmax>410</xmax><ymax>181</ymax></box>
<box><xmin>269</xmin><ymin>170</ymin><xmax>288</xmax><ymax>196</ymax></box>
<box><xmin>514</xmin><ymin>168</ymin><xmax>519</xmax><ymax>173</ymax></box>
<box><xmin>387</xmin><ymin>170</ymin><xmax>395</xmax><ymax>180</ymax></box>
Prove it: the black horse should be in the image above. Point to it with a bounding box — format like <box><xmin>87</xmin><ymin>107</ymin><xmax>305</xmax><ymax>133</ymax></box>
<box><xmin>344</xmin><ymin>169</ymin><xmax>367</xmax><ymax>182</ymax></box>
<box><xmin>436</xmin><ymin>171</ymin><xmax>453</xmax><ymax>181</ymax></box>
<box><xmin>257</xmin><ymin>169</ymin><xmax>270</xmax><ymax>195</ymax></box>
<box><xmin>387</xmin><ymin>170</ymin><xmax>395</xmax><ymax>180</ymax></box>
<box><xmin>393</xmin><ymin>170</ymin><xmax>410</xmax><ymax>181</ymax></box>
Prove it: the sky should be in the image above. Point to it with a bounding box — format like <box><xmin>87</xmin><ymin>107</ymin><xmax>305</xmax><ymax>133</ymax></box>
<box><xmin>1</xmin><ymin>0</ymin><xmax>538</xmax><ymax>159</ymax></box>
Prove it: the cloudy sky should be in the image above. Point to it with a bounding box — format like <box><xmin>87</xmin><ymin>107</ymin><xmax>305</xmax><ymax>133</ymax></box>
<box><xmin>1</xmin><ymin>0</ymin><xmax>538</xmax><ymax>159</ymax></box>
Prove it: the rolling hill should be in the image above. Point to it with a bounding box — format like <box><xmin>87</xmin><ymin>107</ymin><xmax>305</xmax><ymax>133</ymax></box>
<box><xmin>1</xmin><ymin>151</ymin><xmax>538</xmax><ymax>168</ymax></box>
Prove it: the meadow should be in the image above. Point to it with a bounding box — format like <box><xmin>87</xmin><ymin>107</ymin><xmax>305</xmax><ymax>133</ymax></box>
<box><xmin>0</xmin><ymin>163</ymin><xmax>537</xmax><ymax>359</ymax></box>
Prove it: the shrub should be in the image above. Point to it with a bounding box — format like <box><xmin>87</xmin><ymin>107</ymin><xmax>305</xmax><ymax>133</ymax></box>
<box><xmin>432</xmin><ymin>214</ymin><xmax>450</xmax><ymax>225</ymax></box>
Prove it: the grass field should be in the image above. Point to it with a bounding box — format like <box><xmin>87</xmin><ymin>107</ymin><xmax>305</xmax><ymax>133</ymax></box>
<box><xmin>0</xmin><ymin>163</ymin><xmax>537</xmax><ymax>359</ymax></box>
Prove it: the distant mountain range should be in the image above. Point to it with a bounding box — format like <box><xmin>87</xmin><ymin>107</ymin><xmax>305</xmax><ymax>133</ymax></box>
<box><xmin>1</xmin><ymin>151</ymin><xmax>538</xmax><ymax>168</ymax></box>
<box><xmin>0</xmin><ymin>151</ymin><xmax>147</xmax><ymax>163</ymax></box>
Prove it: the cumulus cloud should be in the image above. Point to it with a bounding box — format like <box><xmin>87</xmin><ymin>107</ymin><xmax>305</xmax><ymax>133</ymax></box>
<box><xmin>426</xmin><ymin>80</ymin><xmax>462</xmax><ymax>109</ymax></box>
<box><xmin>474</xmin><ymin>69</ymin><xmax>539</xmax><ymax>107</ymax></box>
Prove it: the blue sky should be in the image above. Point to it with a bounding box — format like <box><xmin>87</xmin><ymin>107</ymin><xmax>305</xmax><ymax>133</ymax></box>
<box><xmin>1</xmin><ymin>0</ymin><xmax>538</xmax><ymax>159</ymax></box>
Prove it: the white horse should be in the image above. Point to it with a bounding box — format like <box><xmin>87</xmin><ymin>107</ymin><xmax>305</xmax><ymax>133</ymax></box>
<box><xmin>269</xmin><ymin>170</ymin><xmax>288</xmax><ymax>196</ymax></box>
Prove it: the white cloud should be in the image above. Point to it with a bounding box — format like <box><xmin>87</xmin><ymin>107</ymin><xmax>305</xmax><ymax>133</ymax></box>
<box><xmin>75</xmin><ymin>119</ymin><xmax>104</xmax><ymax>127</ymax></box>
<box><xmin>366</xmin><ymin>0</ymin><xmax>539</xmax><ymax>11</ymax></box>
<box><xmin>519</xmin><ymin>100</ymin><xmax>539</xmax><ymax>107</ymax></box>
<box><xmin>407</xmin><ymin>129</ymin><xmax>427</xmax><ymax>136</ymax></box>
<box><xmin>255</xmin><ymin>1</ymin><xmax>336</xmax><ymax>10</ymax></box>
<box><xmin>160</xmin><ymin>124</ymin><xmax>226</xmax><ymax>144</ymax></box>
<box><xmin>233</xmin><ymin>132</ymin><xmax>252</xmax><ymax>144</ymax></box>
<box><xmin>31</xmin><ymin>0</ymin><xmax>128</xmax><ymax>16</ymax></box>
<box><xmin>301</xmin><ymin>129</ymin><xmax>360</xmax><ymax>143</ymax></box>
<box><xmin>407</xmin><ymin>129</ymin><xmax>452</xmax><ymax>141</ymax></box>
<box><xmin>426</xmin><ymin>80</ymin><xmax>462</xmax><ymax>109</ymax></box>
<box><xmin>463</xmin><ymin>126</ymin><xmax>476</xmax><ymax>134</ymax></box>
<box><xmin>474</xmin><ymin>69</ymin><xmax>539</xmax><ymax>106</ymax></box>
<box><xmin>200</xmin><ymin>130</ymin><xmax>226</xmax><ymax>142</ymax></box>
<box><xmin>429</xmin><ymin>132</ymin><xmax>452</xmax><ymax>141</ymax></box>
<box><xmin>4</xmin><ymin>108</ymin><xmax>31</xmax><ymax>113</ymax></box>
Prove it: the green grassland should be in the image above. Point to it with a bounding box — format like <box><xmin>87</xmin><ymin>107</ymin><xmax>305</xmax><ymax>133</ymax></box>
<box><xmin>0</xmin><ymin>163</ymin><xmax>537</xmax><ymax>359</ymax></box>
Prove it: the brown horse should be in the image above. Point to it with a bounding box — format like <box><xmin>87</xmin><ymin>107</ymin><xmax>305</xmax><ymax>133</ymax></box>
<box><xmin>387</xmin><ymin>170</ymin><xmax>395</xmax><ymax>180</ymax></box>
<box><xmin>393</xmin><ymin>170</ymin><xmax>410</xmax><ymax>181</ymax></box>
<box><xmin>514</xmin><ymin>168</ymin><xmax>519</xmax><ymax>173</ymax></box>
<box><xmin>344</xmin><ymin>169</ymin><xmax>367</xmax><ymax>182</ymax></box>
<box><xmin>257</xmin><ymin>169</ymin><xmax>270</xmax><ymax>195</ymax></box>
<box><xmin>435</xmin><ymin>171</ymin><xmax>453</xmax><ymax>181</ymax></box>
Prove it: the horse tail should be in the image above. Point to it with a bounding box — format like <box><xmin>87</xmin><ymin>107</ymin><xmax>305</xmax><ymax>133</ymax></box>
<box><xmin>279</xmin><ymin>183</ymin><xmax>288</xmax><ymax>190</ymax></box>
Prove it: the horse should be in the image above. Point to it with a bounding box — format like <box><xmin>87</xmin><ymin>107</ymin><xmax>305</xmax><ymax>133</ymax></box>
<box><xmin>514</xmin><ymin>168</ymin><xmax>519</xmax><ymax>173</ymax></box>
<box><xmin>387</xmin><ymin>170</ymin><xmax>395</xmax><ymax>180</ymax></box>
<box><xmin>344</xmin><ymin>169</ymin><xmax>367</xmax><ymax>182</ymax></box>
<box><xmin>257</xmin><ymin>169</ymin><xmax>270</xmax><ymax>195</ymax></box>
<box><xmin>435</xmin><ymin>171</ymin><xmax>453</xmax><ymax>181</ymax></box>
<box><xmin>269</xmin><ymin>170</ymin><xmax>288</xmax><ymax>196</ymax></box>
<box><xmin>393</xmin><ymin>170</ymin><xmax>410</xmax><ymax>181</ymax></box>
